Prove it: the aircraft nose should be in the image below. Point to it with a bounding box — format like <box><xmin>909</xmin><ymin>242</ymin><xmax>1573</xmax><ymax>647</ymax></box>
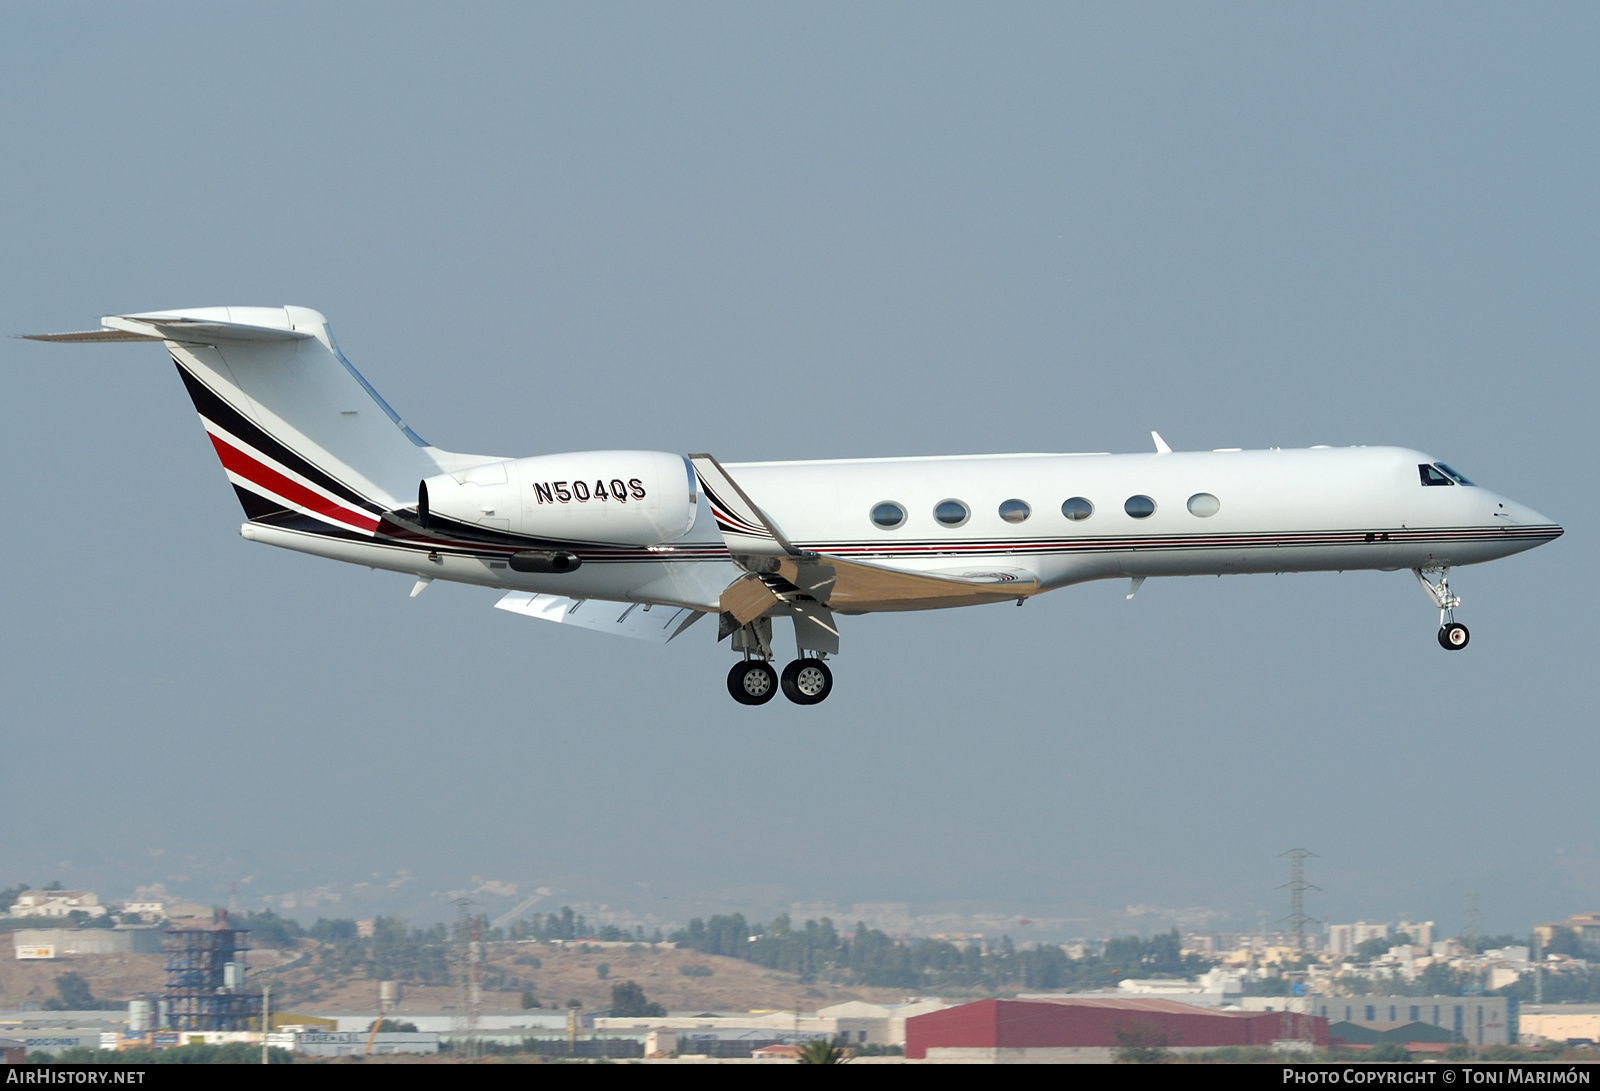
<box><xmin>1494</xmin><ymin>495</ymin><xmax>1560</xmax><ymax>533</ymax></box>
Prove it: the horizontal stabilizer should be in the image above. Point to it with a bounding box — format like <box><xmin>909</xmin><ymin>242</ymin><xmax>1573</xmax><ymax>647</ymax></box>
<box><xmin>21</xmin><ymin>329</ymin><xmax>163</xmax><ymax>343</ymax></box>
<box><xmin>23</xmin><ymin>312</ymin><xmax>317</xmax><ymax>344</ymax></box>
<box><xmin>495</xmin><ymin>592</ymin><xmax>704</xmax><ymax>643</ymax></box>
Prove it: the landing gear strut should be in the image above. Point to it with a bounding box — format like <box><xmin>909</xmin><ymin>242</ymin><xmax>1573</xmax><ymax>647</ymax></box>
<box><xmin>1415</xmin><ymin>567</ymin><xmax>1469</xmax><ymax>651</ymax></box>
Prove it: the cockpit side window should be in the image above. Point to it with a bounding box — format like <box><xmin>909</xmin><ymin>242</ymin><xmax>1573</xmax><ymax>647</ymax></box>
<box><xmin>1419</xmin><ymin>464</ymin><xmax>1454</xmax><ymax>486</ymax></box>
<box><xmin>1434</xmin><ymin>463</ymin><xmax>1475</xmax><ymax>486</ymax></box>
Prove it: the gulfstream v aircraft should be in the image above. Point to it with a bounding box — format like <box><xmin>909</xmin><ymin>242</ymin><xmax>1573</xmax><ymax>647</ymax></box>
<box><xmin>29</xmin><ymin>307</ymin><xmax>1562</xmax><ymax>706</ymax></box>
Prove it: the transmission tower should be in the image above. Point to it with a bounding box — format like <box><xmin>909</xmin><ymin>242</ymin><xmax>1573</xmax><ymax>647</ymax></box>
<box><xmin>1277</xmin><ymin>849</ymin><xmax>1321</xmax><ymax>952</ymax></box>
<box><xmin>453</xmin><ymin>898</ymin><xmax>483</xmax><ymax>1061</ymax></box>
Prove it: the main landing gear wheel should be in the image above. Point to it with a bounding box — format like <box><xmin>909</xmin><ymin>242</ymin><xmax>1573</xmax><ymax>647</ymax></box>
<box><xmin>1438</xmin><ymin>623</ymin><xmax>1470</xmax><ymax>650</ymax></box>
<box><xmin>781</xmin><ymin>659</ymin><xmax>834</xmax><ymax>705</ymax></box>
<box><xmin>727</xmin><ymin>660</ymin><xmax>778</xmax><ymax>705</ymax></box>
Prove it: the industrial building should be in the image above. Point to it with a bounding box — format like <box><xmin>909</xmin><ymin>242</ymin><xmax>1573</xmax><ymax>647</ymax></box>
<box><xmin>1310</xmin><ymin>995</ymin><xmax>1512</xmax><ymax>1047</ymax></box>
<box><xmin>1519</xmin><ymin>1003</ymin><xmax>1600</xmax><ymax>1045</ymax></box>
<box><xmin>13</xmin><ymin>927</ymin><xmax>164</xmax><ymax>959</ymax></box>
<box><xmin>905</xmin><ymin>997</ymin><xmax>1327</xmax><ymax>1062</ymax></box>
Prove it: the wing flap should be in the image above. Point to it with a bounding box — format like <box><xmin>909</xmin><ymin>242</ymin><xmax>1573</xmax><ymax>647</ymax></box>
<box><xmin>773</xmin><ymin>554</ymin><xmax>1038</xmax><ymax>612</ymax></box>
<box><xmin>495</xmin><ymin>592</ymin><xmax>704</xmax><ymax>643</ymax></box>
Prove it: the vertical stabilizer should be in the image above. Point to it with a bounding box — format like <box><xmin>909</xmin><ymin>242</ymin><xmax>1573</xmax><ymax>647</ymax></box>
<box><xmin>31</xmin><ymin>307</ymin><xmax>482</xmax><ymax>534</ymax></box>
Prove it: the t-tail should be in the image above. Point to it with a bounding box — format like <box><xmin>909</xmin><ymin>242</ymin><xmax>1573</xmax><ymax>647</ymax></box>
<box><xmin>26</xmin><ymin>307</ymin><xmax>489</xmax><ymax>537</ymax></box>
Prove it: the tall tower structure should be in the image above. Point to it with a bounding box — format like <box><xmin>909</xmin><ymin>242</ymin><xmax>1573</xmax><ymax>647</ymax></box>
<box><xmin>164</xmin><ymin>910</ymin><xmax>262</xmax><ymax>1031</ymax></box>
<box><xmin>1278</xmin><ymin>849</ymin><xmax>1321</xmax><ymax>952</ymax></box>
<box><xmin>452</xmin><ymin>898</ymin><xmax>482</xmax><ymax>1061</ymax></box>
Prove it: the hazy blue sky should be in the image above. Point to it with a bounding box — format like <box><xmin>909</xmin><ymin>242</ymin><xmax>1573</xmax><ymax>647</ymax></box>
<box><xmin>2</xmin><ymin>3</ymin><xmax>1595</xmax><ymax>939</ymax></box>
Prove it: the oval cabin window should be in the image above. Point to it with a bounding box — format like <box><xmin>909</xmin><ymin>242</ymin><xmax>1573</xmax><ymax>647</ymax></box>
<box><xmin>1061</xmin><ymin>497</ymin><xmax>1094</xmax><ymax>521</ymax></box>
<box><xmin>870</xmin><ymin>502</ymin><xmax>907</xmax><ymax>529</ymax></box>
<box><xmin>1187</xmin><ymin>493</ymin><xmax>1220</xmax><ymax>517</ymax></box>
<box><xmin>1124</xmin><ymin>495</ymin><xmax>1156</xmax><ymax>518</ymax></box>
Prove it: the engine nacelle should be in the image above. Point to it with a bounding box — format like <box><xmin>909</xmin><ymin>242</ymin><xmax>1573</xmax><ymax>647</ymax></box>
<box><xmin>420</xmin><ymin>450</ymin><xmax>695</xmax><ymax>546</ymax></box>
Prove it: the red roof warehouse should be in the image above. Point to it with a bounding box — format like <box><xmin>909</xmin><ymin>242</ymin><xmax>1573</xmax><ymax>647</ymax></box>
<box><xmin>906</xmin><ymin>997</ymin><xmax>1329</xmax><ymax>1061</ymax></box>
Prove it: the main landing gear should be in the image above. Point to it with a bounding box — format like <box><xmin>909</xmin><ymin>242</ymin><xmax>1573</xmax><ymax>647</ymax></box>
<box><xmin>725</xmin><ymin>614</ymin><xmax>838</xmax><ymax>705</ymax></box>
<box><xmin>781</xmin><ymin>658</ymin><xmax>834</xmax><ymax>705</ymax></box>
<box><xmin>1415</xmin><ymin>567</ymin><xmax>1469</xmax><ymax>651</ymax></box>
<box><xmin>726</xmin><ymin>657</ymin><xmax>834</xmax><ymax>706</ymax></box>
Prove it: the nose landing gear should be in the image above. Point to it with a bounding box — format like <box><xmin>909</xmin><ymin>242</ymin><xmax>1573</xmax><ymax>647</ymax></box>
<box><xmin>1415</xmin><ymin>567</ymin><xmax>1469</xmax><ymax>651</ymax></box>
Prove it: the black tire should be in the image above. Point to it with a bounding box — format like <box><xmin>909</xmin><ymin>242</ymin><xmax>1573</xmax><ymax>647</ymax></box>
<box><xmin>1438</xmin><ymin>623</ymin><xmax>1470</xmax><ymax>650</ymax></box>
<box><xmin>780</xmin><ymin>658</ymin><xmax>834</xmax><ymax>705</ymax></box>
<box><xmin>727</xmin><ymin>660</ymin><xmax>778</xmax><ymax>705</ymax></box>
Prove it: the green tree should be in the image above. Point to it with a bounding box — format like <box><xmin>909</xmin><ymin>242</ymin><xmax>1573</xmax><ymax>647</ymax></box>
<box><xmin>609</xmin><ymin>981</ymin><xmax>664</xmax><ymax>1018</ymax></box>
<box><xmin>366</xmin><ymin>1018</ymin><xmax>417</xmax><ymax>1033</ymax></box>
<box><xmin>520</xmin><ymin>989</ymin><xmax>540</xmax><ymax>1009</ymax></box>
<box><xmin>1354</xmin><ymin>933</ymin><xmax>1412</xmax><ymax>962</ymax></box>
<box><xmin>239</xmin><ymin>910</ymin><xmax>303</xmax><ymax>949</ymax></box>
<box><xmin>1543</xmin><ymin>928</ymin><xmax>1587</xmax><ymax>958</ymax></box>
<box><xmin>44</xmin><ymin>972</ymin><xmax>109</xmax><ymax>1010</ymax></box>
<box><xmin>596</xmin><ymin>962</ymin><xmax>610</xmax><ymax>980</ymax></box>
<box><xmin>1368</xmin><ymin>1042</ymin><xmax>1412</xmax><ymax>1062</ymax></box>
<box><xmin>1112</xmin><ymin>1022</ymin><xmax>1172</xmax><ymax>1063</ymax></box>
<box><xmin>798</xmin><ymin>1037</ymin><xmax>850</xmax><ymax>1064</ymax></box>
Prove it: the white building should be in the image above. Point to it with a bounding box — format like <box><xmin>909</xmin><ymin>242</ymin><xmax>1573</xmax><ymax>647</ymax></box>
<box><xmin>590</xmin><ymin>999</ymin><xmax>951</xmax><ymax>1047</ymax></box>
<box><xmin>9</xmin><ymin>891</ymin><xmax>106</xmax><ymax>919</ymax></box>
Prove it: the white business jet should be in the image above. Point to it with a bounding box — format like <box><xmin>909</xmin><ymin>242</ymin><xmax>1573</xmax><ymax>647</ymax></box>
<box><xmin>29</xmin><ymin>307</ymin><xmax>1562</xmax><ymax>706</ymax></box>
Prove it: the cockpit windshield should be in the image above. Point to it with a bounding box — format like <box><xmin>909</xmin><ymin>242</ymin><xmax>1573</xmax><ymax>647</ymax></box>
<box><xmin>1434</xmin><ymin>463</ymin><xmax>1475</xmax><ymax>486</ymax></box>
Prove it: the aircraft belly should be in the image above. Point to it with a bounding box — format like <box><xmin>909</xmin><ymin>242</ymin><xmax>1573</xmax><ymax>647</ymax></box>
<box><xmin>1111</xmin><ymin>535</ymin><xmax>1524</xmax><ymax>578</ymax></box>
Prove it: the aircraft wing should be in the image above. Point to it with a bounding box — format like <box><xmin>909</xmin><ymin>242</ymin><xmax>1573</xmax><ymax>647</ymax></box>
<box><xmin>740</xmin><ymin>554</ymin><xmax>1038</xmax><ymax>617</ymax></box>
<box><xmin>495</xmin><ymin>592</ymin><xmax>704</xmax><ymax>643</ymax></box>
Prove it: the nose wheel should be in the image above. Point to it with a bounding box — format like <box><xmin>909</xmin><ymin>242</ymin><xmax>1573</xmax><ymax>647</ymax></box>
<box><xmin>1415</xmin><ymin>567</ymin><xmax>1470</xmax><ymax>652</ymax></box>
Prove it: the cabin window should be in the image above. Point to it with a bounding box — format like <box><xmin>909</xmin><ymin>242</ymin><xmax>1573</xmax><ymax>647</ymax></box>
<box><xmin>998</xmin><ymin>499</ymin><xmax>1031</xmax><ymax>524</ymax></box>
<box><xmin>1124</xmin><ymin>495</ymin><xmax>1156</xmax><ymax>518</ymax></box>
<box><xmin>933</xmin><ymin>499</ymin><xmax>970</xmax><ymax>528</ymax></box>
<box><xmin>1419</xmin><ymin>464</ymin><xmax>1454</xmax><ymax>486</ymax></box>
<box><xmin>1061</xmin><ymin>497</ymin><xmax>1094</xmax><ymax>521</ymax></box>
<box><xmin>870</xmin><ymin>502</ymin><xmax>907</xmax><ymax>529</ymax></box>
<box><xmin>1434</xmin><ymin>462</ymin><xmax>1475</xmax><ymax>485</ymax></box>
<box><xmin>1187</xmin><ymin>493</ymin><xmax>1221</xmax><ymax>517</ymax></box>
